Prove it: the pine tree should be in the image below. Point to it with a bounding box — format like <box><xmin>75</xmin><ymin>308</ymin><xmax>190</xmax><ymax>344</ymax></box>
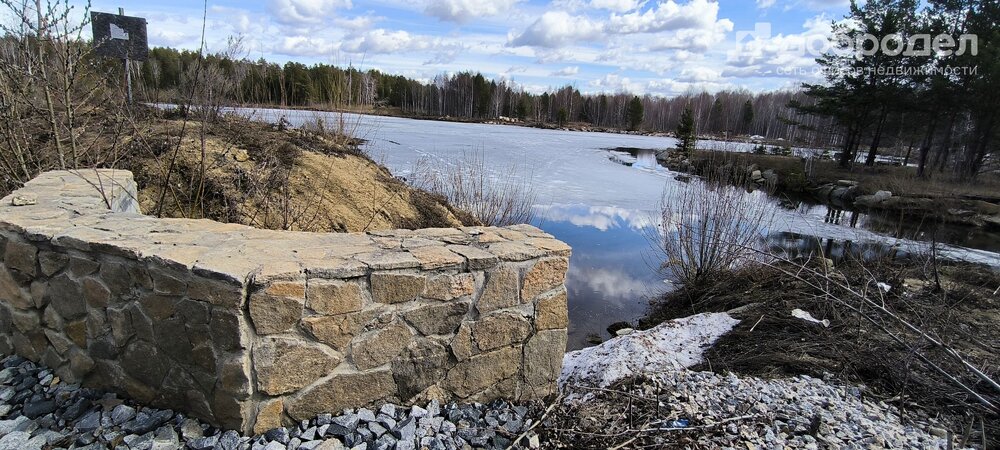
<box><xmin>627</xmin><ymin>96</ymin><xmax>644</xmax><ymax>131</ymax></box>
<box><xmin>676</xmin><ymin>107</ymin><xmax>697</xmax><ymax>153</ymax></box>
<box><xmin>741</xmin><ymin>100</ymin><xmax>754</xmax><ymax>135</ymax></box>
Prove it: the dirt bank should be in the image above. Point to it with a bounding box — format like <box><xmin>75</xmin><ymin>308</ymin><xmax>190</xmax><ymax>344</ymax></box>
<box><xmin>123</xmin><ymin>111</ymin><xmax>473</xmax><ymax>232</ymax></box>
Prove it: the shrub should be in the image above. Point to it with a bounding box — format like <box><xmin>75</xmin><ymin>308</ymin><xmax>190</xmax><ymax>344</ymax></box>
<box><xmin>659</xmin><ymin>168</ymin><xmax>777</xmax><ymax>285</ymax></box>
<box><xmin>410</xmin><ymin>151</ymin><xmax>536</xmax><ymax>227</ymax></box>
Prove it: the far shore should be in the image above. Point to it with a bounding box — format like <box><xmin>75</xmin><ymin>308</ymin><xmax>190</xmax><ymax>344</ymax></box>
<box><xmin>157</xmin><ymin>100</ymin><xmax>807</xmax><ymax>148</ymax></box>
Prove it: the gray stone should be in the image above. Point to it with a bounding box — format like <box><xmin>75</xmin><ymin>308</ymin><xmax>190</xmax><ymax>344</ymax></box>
<box><xmin>249</xmin><ymin>282</ymin><xmax>306</xmax><ymax>335</ymax></box>
<box><xmin>253</xmin><ymin>337</ymin><xmax>340</xmax><ymax>395</ymax></box>
<box><xmin>370</xmin><ymin>273</ymin><xmax>425</xmax><ymax>304</ymax></box>
<box><xmin>10</xmin><ymin>193</ymin><xmax>36</xmax><ymax>206</ymax></box>
<box><xmin>0</xmin><ymin>416</ymin><xmax>29</xmax><ymax>436</ymax></box>
<box><xmin>46</xmin><ymin>274</ymin><xmax>85</xmax><ymax>320</ymax></box>
<box><xmin>391</xmin><ymin>340</ymin><xmax>449</xmax><ymax>401</ymax></box>
<box><xmin>287</xmin><ymin>370</ymin><xmax>397</xmax><ymax>421</ymax></box>
<box><xmin>123</xmin><ymin>431</ymin><xmax>154</xmax><ymax>449</ymax></box>
<box><xmin>402</xmin><ymin>302</ymin><xmax>467</xmax><ymax>336</ymax></box>
<box><xmin>122</xmin><ymin>409</ymin><xmax>173</xmax><ymax>435</ymax></box>
<box><xmin>328</xmin><ymin>414</ymin><xmax>360</xmax><ymax>437</ymax></box>
<box><xmin>74</xmin><ymin>411</ymin><xmax>101</xmax><ymax>433</ymax></box>
<box><xmin>264</xmin><ymin>427</ymin><xmax>291</xmax><ymax>444</ymax></box>
<box><xmin>350</xmin><ymin>321</ymin><xmax>413</xmax><ymax>370</ymax></box>
<box><xmin>392</xmin><ymin>417</ymin><xmax>417</xmax><ymax>441</ymax></box>
<box><xmin>111</xmin><ymin>404</ymin><xmax>136</xmax><ymax>425</ymax></box>
<box><xmin>262</xmin><ymin>441</ymin><xmax>286</xmax><ymax>450</ymax></box>
<box><xmin>187</xmin><ymin>435</ymin><xmax>219</xmax><ymax>450</ymax></box>
<box><xmin>873</xmin><ymin>190</ymin><xmax>893</xmax><ymax>202</ymax></box>
<box><xmin>121</xmin><ymin>340</ymin><xmax>169</xmax><ymax>386</ymax></box>
<box><xmin>476</xmin><ymin>266</ymin><xmax>519</xmax><ymax>313</ymax></box>
<box><xmin>444</xmin><ymin>347</ymin><xmax>520</xmax><ymax>398</ymax></box>
<box><xmin>472</xmin><ymin>312</ymin><xmax>531</xmax><ymax>352</ymax></box>
<box><xmin>180</xmin><ymin>418</ymin><xmax>204</xmax><ymax>440</ymax></box>
<box><xmin>307</xmin><ymin>280</ymin><xmax>364</xmax><ymax>315</ymax></box>
<box><xmin>4</xmin><ymin>240</ymin><xmax>37</xmax><ymax>275</ymax></box>
<box><xmin>445</xmin><ymin>246</ymin><xmax>498</xmax><ymax>270</ymax></box>
<box><xmin>22</xmin><ymin>395</ymin><xmax>57</xmax><ymax>418</ymax></box>
<box><xmin>216</xmin><ymin>430</ymin><xmax>243</xmax><ymax>450</ymax></box>
<box><xmin>0</xmin><ymin>431</ymin><xmax>32</xmax><ymax>450</ymax></box>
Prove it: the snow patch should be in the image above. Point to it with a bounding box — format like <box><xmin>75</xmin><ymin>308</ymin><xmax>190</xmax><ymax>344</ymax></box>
<box><xmin>559</xmin><ymin>312</ymin><xmax>740</xmax><ymax>388</ymax></box>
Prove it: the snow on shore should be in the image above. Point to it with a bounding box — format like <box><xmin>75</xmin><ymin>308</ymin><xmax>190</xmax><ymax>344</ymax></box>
<box><xmin>559</xmin><ymin>312</ymin><xmax>740</xmax><ymax>388</ymax></box>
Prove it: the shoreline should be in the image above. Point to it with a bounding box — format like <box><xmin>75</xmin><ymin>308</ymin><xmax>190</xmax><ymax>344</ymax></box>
<box><xmin>167</xmin><ymin>100</ymin><xmax>811</xmax><ymax>146</ymax></box>
<box><xmin>654</xmin><ymin>148</ymin><xmax>1000</xmax><ymax>233</ymax></box>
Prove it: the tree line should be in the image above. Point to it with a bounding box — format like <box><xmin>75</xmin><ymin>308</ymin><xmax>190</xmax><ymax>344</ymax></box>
<box><xmin>136</xmin><ymin>47</ymin><xmax>838</xmax><ymax>146</ymax></box>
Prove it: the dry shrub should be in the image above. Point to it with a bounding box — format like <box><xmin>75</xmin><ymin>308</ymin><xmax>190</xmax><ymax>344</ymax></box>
<box><xmin>659</xmin><ymin>166</ymin><xmax>777</xmax><ymax>285</ymax></box>
<box><xmin>298</xmin><ymin>112</ymin><xmax>366</xmax><ymax>150</ymax></box>
<box><xmin>410</xmin><ymin>151</ymin><xmax>536</xmax><ymax>227</ymax></box>
<box><xmin>646</xmin><ymin>251</ymin><xmax>1000</xmax><ymax>444</ymax></box>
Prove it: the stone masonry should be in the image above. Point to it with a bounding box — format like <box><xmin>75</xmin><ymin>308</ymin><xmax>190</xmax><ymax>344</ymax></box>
<box><xmin>0</xmin><ymin>170</ymin><xmax>570</xmax><ymax>434</ymax></box>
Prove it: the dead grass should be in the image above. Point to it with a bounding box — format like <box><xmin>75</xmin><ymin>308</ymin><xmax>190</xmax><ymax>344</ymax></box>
<box><xmin>643</xmin><ymin>257</ymin><xmax>1000</xmax><ymax>440</ymax></box>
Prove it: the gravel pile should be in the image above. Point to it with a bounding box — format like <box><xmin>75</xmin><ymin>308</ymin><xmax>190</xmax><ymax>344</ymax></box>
<box><xmin>557</xmin><ymin>370</ymin><xmax>957</xmax><ymax>449</ymax></box>
<box><xmin>0</xmin><ymin>355</ymin><xmax>541</xmax><ymax>450</ymax></box>
<box><xmin>1</xmin><ymin>343</ymin><xmax>962</xmax><ymax>450</ymax></box>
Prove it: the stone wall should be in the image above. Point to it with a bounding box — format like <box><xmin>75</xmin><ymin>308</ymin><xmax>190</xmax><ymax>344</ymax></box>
<box><xmin>0</xmin><ymin>170</ymin><xmax>570</xmax><ymax>434</ymax></box>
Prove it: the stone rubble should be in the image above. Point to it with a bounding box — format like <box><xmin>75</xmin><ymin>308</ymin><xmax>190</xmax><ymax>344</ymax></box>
<box><xmin>0</xmin><ymin>354</ymin><xmax>542</xmax><ymax>450</ymax></box>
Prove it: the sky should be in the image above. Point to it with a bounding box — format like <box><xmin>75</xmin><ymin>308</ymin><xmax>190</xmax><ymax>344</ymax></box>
<box><xmin>86</xmin><ymin>0</ymin><xmax>854</xmax><ymax>97</ymax></box>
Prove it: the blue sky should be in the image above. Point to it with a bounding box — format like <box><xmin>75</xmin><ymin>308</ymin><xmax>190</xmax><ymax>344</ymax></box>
<box><xmin>88</xmin><ymin>0</ymin><xmax>853</xmax><ymax>96</ymax></box>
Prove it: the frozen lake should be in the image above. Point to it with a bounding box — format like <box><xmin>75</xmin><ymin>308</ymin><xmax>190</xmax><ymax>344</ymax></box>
<box><xmin>224</xmin><ymin>107</ymin><xmax>1000</xmax><ymax>350</ymax></box>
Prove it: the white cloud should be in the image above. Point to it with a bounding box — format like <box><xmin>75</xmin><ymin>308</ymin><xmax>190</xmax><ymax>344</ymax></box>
<box><xmin>590</xmin><ymin>73</ymin><xmax>641</xmax><ymax>93</ymax></box>
<box><xmin>551</xmin><ymin>66</ymin><xmax>580</xmax><ymax>76</ymax></box>
<box><xmin>646</xmin><ymin>22</ymin><xmax>732</xmax><ymax>52</ymax></box>
<box><xmin>424</xmin><ymin>48</ymin><xmax>462</xmax><ymax>64</ymax></box>
<box><xmin>508</xmin><ymin>11</ymin><xmax>604</xmax><ymax>48</ymax></box>
<box><xmin>341</xmin><ymin>29</ymin><xmax>437</xmax><ymax>54</ymax></box>
<box><xmin>275</xmin><ymin>35</ymin><xmax>339</xmax><ymax>56</ymax></box>
<box><xmin>756</xmin><ymin>0</ymin><xmax>777</xmax><ymax>8</ymax></box>
<box><xmin>268</xmin><ymin>0</ymin><xmax>352</xmax><ymax>26</ymax></box>
<box><xmin>148</xmin><ymin>29</ymin><xmax>190</xmax><ymax>47</ymax></box>
<box><xmin>589</xmin><ymin>0</ymin><xmax>645</xmax><ymax>13</ymax></box>
<box><xmin>511</xmin><ymin>0</ymin><xmax>733</xmax><ymax>51</ymax></box>
<box><xmin>334</xmin><ymin>14</ymin><xmax>382</xmax><ymax>30</ymax></box>
<box><xmin>552</xmin><ymin>0</ymin><xmax>644</xmax><ymax>13</ymax></box>
<box><xmin>606</xmin><ymin>0</ymin><xmax>730</xmax><ymax>34</ymax></box>
<box><xmin>424</xmin><ymin>0</ymin><xmax>522</xmax><ymax>23</ymax></box>
<box><xmin>677</xmin><ymin>66</ymin><xmax>721</xmax><ymax>82</ymax></box>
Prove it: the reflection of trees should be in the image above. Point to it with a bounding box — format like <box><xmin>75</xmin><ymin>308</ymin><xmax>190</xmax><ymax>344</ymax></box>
<box><xmin>823</xmin><ymin>208</ymin><xmax>860</xmax><ymax>228</ymax></box>
<box><xmin>767</xmin><ymin>232</ymin><xmax>903</xmax><ymax>262</ymax></box>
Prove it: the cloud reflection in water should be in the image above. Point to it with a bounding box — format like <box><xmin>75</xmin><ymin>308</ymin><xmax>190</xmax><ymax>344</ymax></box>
<box><xmin>532</xmin><ymin>204</ymin><xmax>667</xmax><ymax>350</ymax></box>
